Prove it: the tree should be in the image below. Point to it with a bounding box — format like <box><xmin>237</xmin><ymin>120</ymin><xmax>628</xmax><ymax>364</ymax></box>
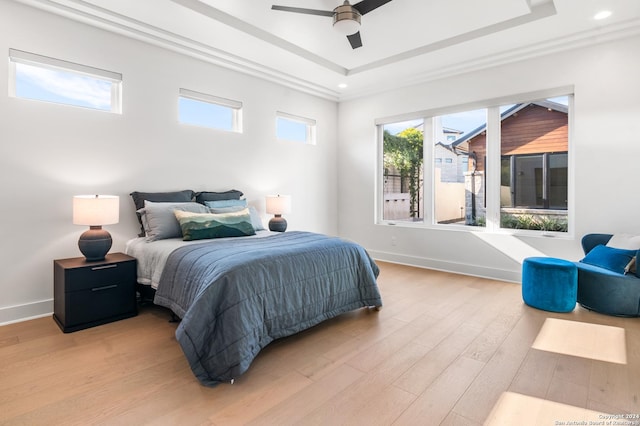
<box><xmin>383</xmin><ymin>128</ymin><xmax>423</xmax><ymax>218</ymax></box>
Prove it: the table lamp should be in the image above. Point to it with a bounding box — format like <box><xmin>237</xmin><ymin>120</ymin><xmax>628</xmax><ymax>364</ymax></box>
<box><xmin>265</xmin><ymin>194</ymin><xmax>291</xmax><ymax>232</ymax></box>
<box><xmin>73</xmin><ymin>195</ymin><xmax>119</xmax><ymax>261</ymax></box>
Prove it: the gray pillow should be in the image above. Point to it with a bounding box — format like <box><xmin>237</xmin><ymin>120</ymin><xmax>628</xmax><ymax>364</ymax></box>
<box><xmin>130</xmin><ymin>190</ymin><xmax>194</xmax><ymax>236</ymax></box>
<box><xmin>142</xmin><ymin>201</ymin><xmax>209</xmax><ymax>241</ymax></box>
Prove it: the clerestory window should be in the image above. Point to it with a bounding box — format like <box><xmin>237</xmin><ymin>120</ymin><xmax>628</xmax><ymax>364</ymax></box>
<box><xmin>9</xmin><ymin>49</ymin><xmax>122</xmax><ymax>113</ymax></box>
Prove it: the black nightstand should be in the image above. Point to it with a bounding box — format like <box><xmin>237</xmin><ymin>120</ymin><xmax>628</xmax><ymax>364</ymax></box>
<box><xmin>53</xmin><ymin>253</ymin><xmax>137</xmax><ymax>333</ymax></box>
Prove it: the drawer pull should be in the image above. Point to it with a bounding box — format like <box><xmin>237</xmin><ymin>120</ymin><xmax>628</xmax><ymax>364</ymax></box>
<box><xmin>92</xmin><ymin>284</ymin><xmax>118</xmax><ymax>292</ymax></box>
<box><xmin>91</xmin><ymin>264</ymin><xmax>118</xmax><ymax>271</ymax></box>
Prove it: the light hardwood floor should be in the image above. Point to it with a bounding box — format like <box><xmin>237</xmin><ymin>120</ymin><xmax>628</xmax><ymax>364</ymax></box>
<box><xmin>1</xmin><ymin>262</ymin><xmax>638</xmax><ymax>425</ymax></box>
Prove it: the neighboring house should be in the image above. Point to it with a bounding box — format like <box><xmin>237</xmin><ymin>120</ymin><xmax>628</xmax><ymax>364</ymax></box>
<box><xmin>453</xmin><ymin>100</ymin><xmax>569</xmax><ymax>224</ymax></box>
<box><xmin>434</xmin><ymin>141</ymin><xmax>468</xmax><ymax>183</ymax></box>
<box><xmin>416</xmin><ymin>122</ymin><xmax>468</xmax><ymax>184</ymax></box>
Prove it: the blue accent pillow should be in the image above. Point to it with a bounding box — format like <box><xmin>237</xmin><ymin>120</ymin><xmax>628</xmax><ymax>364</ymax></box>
<box><xmin>580</xmin><ymin>244</ymin><xmax>638</xmax><ymax>274</ymax></box>
<box><xmin>204</xmin><ymin>199</ymin><xmax>247</xmax><ymax>209</ymax></box>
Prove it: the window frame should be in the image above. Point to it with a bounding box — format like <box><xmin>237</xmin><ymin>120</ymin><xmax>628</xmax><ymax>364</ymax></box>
<box><xmin>376</xmin><ymin>87</ymin><xmax>574</xmax><ymax>237</ymax></box>
<box><xmin>276</xmin><ymin>111</ymin><xmax>316</xmax><ymax>145</ymax></box>
<box><xmin>178</xmin><ymin>88</ymin><xmax>243</xmax><ymax>133</ymax></box>
<box><xmin>8</xmin><ymin>48</ymin><xmax>122</xmax><ymax>113</ymax></box>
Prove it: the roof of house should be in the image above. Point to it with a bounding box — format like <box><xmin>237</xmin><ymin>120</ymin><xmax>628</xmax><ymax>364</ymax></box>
<box><xmin>435</xmin><ymin>141</ymin><xmax>468</xmax><ymax>156</ymax></box>
<box><xmin>452</xmin><ymin>100</ymin><xmax>568</xmax><ymax>147</ymax></box>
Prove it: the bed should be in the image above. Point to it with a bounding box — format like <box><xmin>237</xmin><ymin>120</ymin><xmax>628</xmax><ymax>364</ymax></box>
<box><xmin>125</xmin><ymin>190</ymin><xmax>382</xmax><ymax>386</ymax></box>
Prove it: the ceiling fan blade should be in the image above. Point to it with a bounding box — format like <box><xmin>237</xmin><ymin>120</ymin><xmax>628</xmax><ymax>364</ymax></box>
<box><xmin>347</xmin><ymin>31</ymin><xmax>363</xmax><ymax>49</ymax></box>
<box><xmin>352</xmin><ymin>0</ymin><xmax>392</xmax><ymax>15</ymax></box>
<box><xmin>271</xmin><ymin>5</ymin><xmax>334</xmax><ymax>17</ymax></box>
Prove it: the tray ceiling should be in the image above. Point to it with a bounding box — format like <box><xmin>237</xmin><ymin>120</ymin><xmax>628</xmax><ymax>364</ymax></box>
<box><xmin>14</xmin><ymin>0</ymin><xmax>640</xmax><ymax>100</ymax></box>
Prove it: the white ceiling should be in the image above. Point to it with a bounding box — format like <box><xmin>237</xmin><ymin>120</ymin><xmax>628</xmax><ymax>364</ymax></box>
<box><xmin>15</xmin><ymin>0</ymin><xmax>640</xmax><ymax>100</ymax></box>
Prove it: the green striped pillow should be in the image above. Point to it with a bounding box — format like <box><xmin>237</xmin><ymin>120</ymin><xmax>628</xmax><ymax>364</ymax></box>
<box><xmin>174</xmin><ymin>208</ymin><xmax>256</xmax><ymax>241</ymax></box>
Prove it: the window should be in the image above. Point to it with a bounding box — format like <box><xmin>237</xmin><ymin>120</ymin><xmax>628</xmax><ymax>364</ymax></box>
<box><xmin>499</xmin><ymin>97</ymin><xmax>569</xmax><ymax>231</ymax></box>
<box><xmin>433</xmin><ymin>108</ymin><xmax>487</xmax><ymax>227</ymax></box>
<box><xmin>380</xmin><ymin>119</ymin><xmax>424</xmax><ymax>222</ymax></box>
<box><xmin>276</xmin><ymin>112</ymin><xmax>316</xmax><ymax>144</ymax></box>
<box><xmin>178</xmin><ymin>88</ymin><xmax>242</xmax><ymax>132</ymax></box>
<box><xmin>9</xmin><ymin>49</ymin><xmax>121</xmax><ymax>113</ymax></box>
<box><xmin>377</xmin><ymin>90</ymin><xmax>572</xmax><ymax>234</ymax></box>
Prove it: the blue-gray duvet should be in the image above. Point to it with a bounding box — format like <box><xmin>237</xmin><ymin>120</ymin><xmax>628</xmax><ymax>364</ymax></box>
<box><xmin>154</xmin><ymin>231</ymin><xmax>382</xmax><ymax>386</ymax></box>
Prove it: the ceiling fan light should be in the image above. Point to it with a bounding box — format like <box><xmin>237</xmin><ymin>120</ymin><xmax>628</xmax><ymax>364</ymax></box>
<box><xmin>333</xmin><ymin>3</ymin><xmax>361</xmax><ymax>35</ymax></box>
<box><xmin>333</xmin><ymin>17</ymin><xmax>360</xmax><ymax>35</ymax></box>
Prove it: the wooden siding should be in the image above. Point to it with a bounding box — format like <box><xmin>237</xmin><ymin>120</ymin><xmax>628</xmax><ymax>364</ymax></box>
<box><xmin>468</xmin><ymin>104</ymin><xmax>568</xmax><ymax>172</ymax></box>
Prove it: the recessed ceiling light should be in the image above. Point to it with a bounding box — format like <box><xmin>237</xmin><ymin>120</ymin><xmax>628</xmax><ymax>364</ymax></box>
<box><xmin>338</xmin><ymin>83</ymin><xmax>348</xmax><ymax>89</ymax></box>
<box><xmin>593</xmin><ymin>10</ymin><xmax>612</xmax><ymax>20</ymax></box>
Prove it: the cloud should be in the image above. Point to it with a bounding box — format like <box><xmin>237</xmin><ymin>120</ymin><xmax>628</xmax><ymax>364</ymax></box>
<box><xmin>16</xmin><ymin>63</ymin><xmax>112</xmax><ymax>109</ymax></box>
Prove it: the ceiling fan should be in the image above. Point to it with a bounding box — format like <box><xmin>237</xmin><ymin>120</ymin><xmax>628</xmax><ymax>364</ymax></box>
<box><xmin>271</xmin><ymin>0</ymin><xmax>393</xmax><ymax>49</ymax></box>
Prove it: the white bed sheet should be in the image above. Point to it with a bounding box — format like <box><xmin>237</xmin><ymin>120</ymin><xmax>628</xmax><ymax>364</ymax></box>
<box><xmin>125</xmin><ymin>230</ymin><xmax>276</xmax><ymax>289</ymax></box>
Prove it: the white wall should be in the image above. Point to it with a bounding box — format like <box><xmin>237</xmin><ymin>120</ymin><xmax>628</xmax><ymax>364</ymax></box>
<box><xmin>338</xmin><ymin>35</ymin><xmax>640</xmax><ymax>282</ymax></box>
<box><xmin>0</xmin><ymin>1</ymin><xmax>338</xmax><ymax>324</ymax></box>
<box><xmin>3</xmin><ymin>3</ymin><xmax>639</xmax><ymax>325</ymax></box>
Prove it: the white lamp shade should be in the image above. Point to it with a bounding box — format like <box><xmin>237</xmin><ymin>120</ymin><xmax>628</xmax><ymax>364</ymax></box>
<box><xmin>266</xmin><ymin>195</ymin><xmax>291</xmax><ymax>215</ymax></box>
<box><xmin>73</xmin><ymin>195</ymin><xmax>119</xmax><ymax>226</ymax></box>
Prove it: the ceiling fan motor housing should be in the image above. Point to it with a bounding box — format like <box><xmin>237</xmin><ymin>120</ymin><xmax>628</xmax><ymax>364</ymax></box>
<box><xmin>333</xmin><ymin>2</ymin><xmax>361</xmax><ymax>34</ymax></box>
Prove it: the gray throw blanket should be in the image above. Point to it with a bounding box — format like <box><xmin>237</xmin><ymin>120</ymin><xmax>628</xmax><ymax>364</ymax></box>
<box><xmin>154</xmin><ymin>231</ymin><xmax>382</xmax><ymax>386</ymax></box>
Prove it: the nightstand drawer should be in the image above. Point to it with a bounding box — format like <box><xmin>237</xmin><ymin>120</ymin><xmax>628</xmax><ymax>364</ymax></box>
<box><xmin>65</xmin><ymin>261</ymin><xmax>134</xmax><ymax>292</ymax></box>
<box><xmin>66</xmin><ymin>282</ymin><xmax>136</xmax><ymax>326</ymax></box>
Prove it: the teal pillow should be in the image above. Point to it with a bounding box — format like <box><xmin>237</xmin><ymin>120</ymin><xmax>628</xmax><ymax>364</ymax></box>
<box><xmin>580</xmin><ymin>244</ymin><xmax>637</xmax><ymax>274</ymax></box>
<box><xmin>204</xmin><ymin>199</ymin><xmax>247</xmax><ymax>209</ymax></box>
<box><xmin>174</xmin><ymin>208</ymin><xmax>256</xmax><ymax>241</ymax></box>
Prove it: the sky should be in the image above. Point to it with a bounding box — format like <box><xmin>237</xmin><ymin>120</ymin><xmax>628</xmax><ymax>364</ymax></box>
<box><xmin>15</xmin><ymin>62</ymin><xmax>112</xmax><ymax>111</ymax></box>
<box><xmin>178</xmin><ymin>97</ymin><xmax>234</xmax><ymax>131</ymax></box>
<box><xmin>384</xmin><ymin>95</ymin><xmax>569</xmax><ymax>140</ymax></box>
<box><xmin>383</xmin><ymin>110</ymin><xmax>486</xmax><ymax>139</ymax></box>
<box><xmin>15</xmin><ymin>61</ymin><xmax>309</xmax><ymax>142</ymax></box>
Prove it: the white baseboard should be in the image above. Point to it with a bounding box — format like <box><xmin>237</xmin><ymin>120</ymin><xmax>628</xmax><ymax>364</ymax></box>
<box><xmin>369</xmin><ymin>250</ymin><xmax>522</xmax><ymax>284</ymax></box>
<box><xmin>0</xmin><ymin>299</ymin><xmax>53</xmax><ymax>326</ymax></box>
<box><xmin>0</xmin><ymin>255</ymin><xmax>519</xmax><ymax>326</ymax></box>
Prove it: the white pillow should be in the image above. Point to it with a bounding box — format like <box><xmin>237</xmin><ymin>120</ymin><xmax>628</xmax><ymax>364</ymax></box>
<box><xmin>625</xmin><ymin>257</ymin><xmax>637</xmax><ymax>274</ymax></box>
<box><xmin>607</xmin><ymin>234</ymin><xmax>640</xmax><ymax>274</ymax></box>
<box><xmin>606</xmin><ymin>234</ymin><xmax>640</xmax><ymax>250</ymax></box>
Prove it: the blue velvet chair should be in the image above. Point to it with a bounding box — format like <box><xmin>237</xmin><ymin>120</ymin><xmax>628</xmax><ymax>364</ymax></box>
<box><xmin>576</xmin><ymin>233</ymin><xmax>640</xmax><ymax>317</ymax></box>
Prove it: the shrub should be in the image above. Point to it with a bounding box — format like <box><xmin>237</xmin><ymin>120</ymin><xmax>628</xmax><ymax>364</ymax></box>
<box><xmin>500</xmin><ymin>213</ymin><xmax>567</xmax><ymax>232</ymax></box>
